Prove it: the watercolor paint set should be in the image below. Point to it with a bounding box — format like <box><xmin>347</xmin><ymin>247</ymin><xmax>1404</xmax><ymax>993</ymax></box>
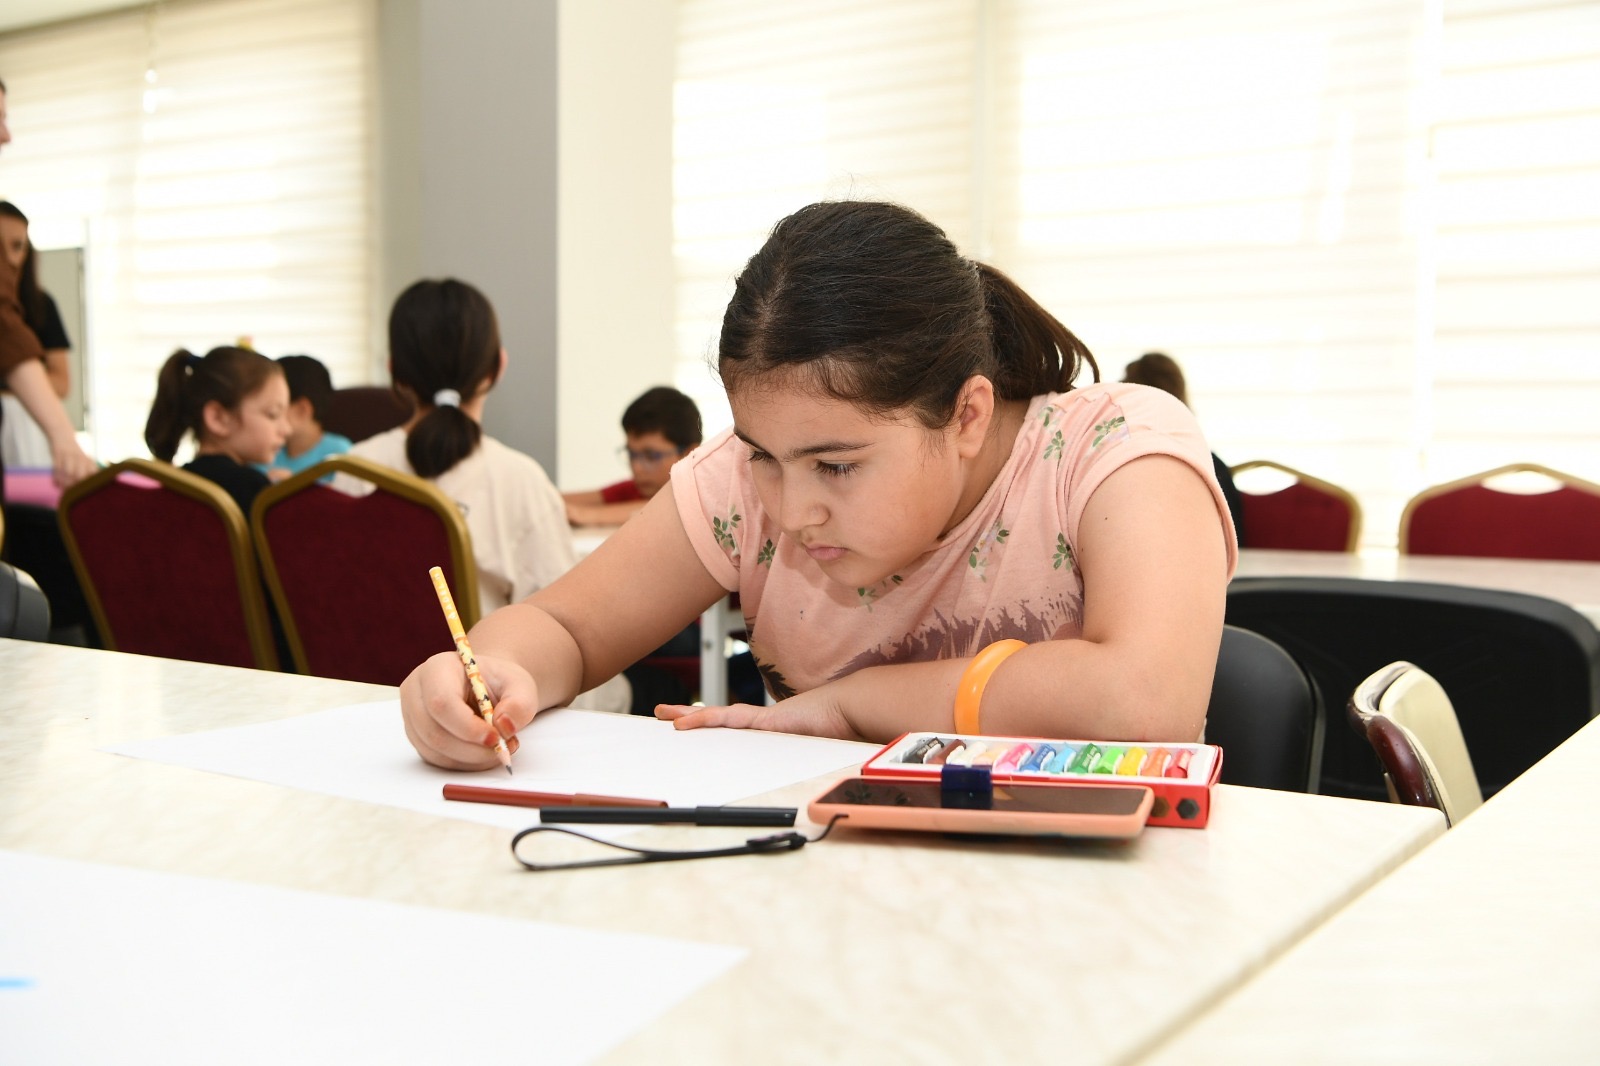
<box><xmin>860</xmin><ymin>732</ymin><xmax>1223</xmax><ymax>828</ymax></box>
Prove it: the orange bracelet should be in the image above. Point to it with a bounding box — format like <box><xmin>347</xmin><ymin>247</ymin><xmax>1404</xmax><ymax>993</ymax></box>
<box><xmin>954</xmin><ymin>639</ymin><xmax>1027</xmax><ymax>735</ymax></box>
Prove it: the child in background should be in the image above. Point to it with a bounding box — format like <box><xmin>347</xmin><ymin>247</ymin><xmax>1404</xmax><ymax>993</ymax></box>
<box><xmin>563</xmin><ymin>386</ymin><xmax>702</xmax><ymax>526</ymax></box>
<box><xmin>334</xmin><ymin>277</ymin><xmax>631</xmax><ymax>714</ymax></box>
<box><xmin>565</xmin><ymin>384</ymin><xmax>742</xmax><ymax>696</ymax></box>
<box><xmin>397</xmin><ymin>200</ymin><xmax>1237</xmax><ymax>771</ymax></box>
<box><xmin>262</xmin><ymin>354</ymin><xmax>351</xmax><ymax>483</ymax></box>
<box><xmin>144</xmin><ymin>346</ymin><xmax>290</xmax><ymax>517</ymax></box>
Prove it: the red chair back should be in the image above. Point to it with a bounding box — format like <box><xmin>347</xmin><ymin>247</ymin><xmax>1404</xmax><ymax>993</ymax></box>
<box><xmin>1401</xmin><ymin>464</ymin><xmax>1600</xmax><ymax>561</ymax></box>
<box><xmin>1232</xmin><ymin>461</ymin><xmax>1362</xmax><ymax>552</ymax></box>
<box><xmin>321</xmin><ymin>387</ymin><xmax>413</xmax><ymax>443</ymax></box>
<box><xmin>57</xmin><ymin>459</ymin><xmax>278</xmax><ymax>669</ymax></box>
<box><xmin>254</xmin><ymin>455</ymin><xmax>477</xmax><ymax>685</ymax></box>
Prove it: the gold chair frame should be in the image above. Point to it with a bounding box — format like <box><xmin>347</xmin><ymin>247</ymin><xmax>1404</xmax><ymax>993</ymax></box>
<box><xmin>1229</xmin><ymin>459</ymin><xmax>1364</xmax><ymax>553</ymax></box>
<box><xmin>57</xmin><ymin>457</ymin><xmax>280</xmax><ymax>669</ymax></box>
<box><xmin>251</xmin><ymin>453</ymin><xmax>478</xmax><ymax>676</ymax></box>
<box><xmin>1398</xmin><ymin>462</ymin><xmax>1600</xmax><ymax>556</ymax></box>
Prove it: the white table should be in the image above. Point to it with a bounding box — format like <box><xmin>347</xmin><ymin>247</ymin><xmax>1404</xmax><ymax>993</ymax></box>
<box><xmin>1140</xmin><ymin>712</ymin><xmax>1600</xmax><ymax>1064</ymax></box>
<box><xmin>1235</xmin><ymin>548</ymin><xmax>1600</xmax><ymax>627</ymax></box>
<box><xmin>0</xmin><ymin>638</ymin><xmax>1446</xmax><ymax>1064</ymax></box>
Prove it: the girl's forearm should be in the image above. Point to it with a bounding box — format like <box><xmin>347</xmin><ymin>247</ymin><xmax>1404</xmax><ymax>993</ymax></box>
<box><xmin>833</xmin><ymin>638</ymin><xmax>1209</xmax><ymax>745</ymax></box>
<box><xmin>5</xmin><ymin>358</ymin><xmax>76</xmax><ymax>445</ymax></box>
<box><xmin>466</xmin><ymin>602</ymin><xmax>587</xmax><ymax>711</ymax></box>
<box><xmin>978</xmin><ymin>640</ymin><xmax>1211</xmax><ymax>742</ymax></box>
<box><xmin>826</xmin><ymin>657</ymin><xmax>966</xmax><ymax>742</ymax></box>
<box><xmin>44</xmin><ymin>349</ymin><xmax>71</xmax><ymax>398</ymax></box>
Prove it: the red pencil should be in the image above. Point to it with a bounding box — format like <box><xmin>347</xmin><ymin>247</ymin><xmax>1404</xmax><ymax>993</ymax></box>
<box><xmin>442</xmin><ymin>784</ymin><xmax>669</xmax><ymax>809</ymax></box>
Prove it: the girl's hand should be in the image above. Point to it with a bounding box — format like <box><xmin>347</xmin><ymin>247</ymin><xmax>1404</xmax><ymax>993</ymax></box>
<box><xmin>654</xmin><ymin>690</ymin><xmax>859</xmax><ymax>741</ymax></box>
<box><xmin>399</xmin><ymin>650</ymin><xmax>541</xmax><ymax>770</ymax></box>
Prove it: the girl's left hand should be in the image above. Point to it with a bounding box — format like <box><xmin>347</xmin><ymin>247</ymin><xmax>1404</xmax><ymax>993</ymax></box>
<box><xmin>655</xmin><ymin>691</ymin><xmax>859</xmax><ymax>741</ymax></box>
<box><xmin>50</xmin><ymin>437</ymin><xmax>97</xmax><ymax>489</ymax></box>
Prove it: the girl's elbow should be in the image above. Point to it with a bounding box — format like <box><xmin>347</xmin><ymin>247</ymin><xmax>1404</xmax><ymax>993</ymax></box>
<box><xmin>1113</xmin><ymin>669</ymin><xmax>1213</xmax><ymax>743</ymax></box>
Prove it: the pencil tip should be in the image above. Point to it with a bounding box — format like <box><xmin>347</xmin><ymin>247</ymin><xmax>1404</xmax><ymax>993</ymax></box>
<box><xmin>505</xmin><ymin>765</ymin><xmax>514</xmax><ymax>776</ymax></box>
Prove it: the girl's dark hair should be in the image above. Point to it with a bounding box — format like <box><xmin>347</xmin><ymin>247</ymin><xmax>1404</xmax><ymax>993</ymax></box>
<box><xmin>622</xmin><ymin>386</ymin><xmax>703</xmax><ymax>450</ymax></box>
<box><xmin>1122</xmin><ymin>352</ymin><xmax>1189</xmax><ymax>407</ymax></box>
<box><xmin>388</xmin><ymin>278</ymin><xmax>500</xmax><ymax>479</ymax></box>
<box><xmin>277</xmin><ymin>354</ymin><xmax>335</xmax><ymax>421</ymax></box>
<box><xmin>0</xmin><ymin>200</ymin><xmax>46</xmax><ymax>330</ymax></box>
<box><xmin>718</xmin><ymin>200</ymin><xmax>1097</xmax><ymax>428</ymax></box>
<box><xmin>144</xmin><ymin>345</ymin><xmax>283</xmax><ymax>462</ymax></box>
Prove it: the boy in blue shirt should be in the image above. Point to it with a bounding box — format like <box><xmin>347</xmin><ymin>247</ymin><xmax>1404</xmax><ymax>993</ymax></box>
<box><xmin>263</xmin><ymin>354</ymin><xmax>351</xmax><ymax>482</ymax></box>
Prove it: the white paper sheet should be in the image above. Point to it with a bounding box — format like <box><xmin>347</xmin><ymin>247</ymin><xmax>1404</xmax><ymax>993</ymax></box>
<box><xmin>0</xmin><ymin>849</ymin><xmax>744</xmax><ymax>1065</ymax></box>
<box><xmin>107</xmin><ymin>702</ymin><xmax>872</xmax><ymax>831</ymax></box>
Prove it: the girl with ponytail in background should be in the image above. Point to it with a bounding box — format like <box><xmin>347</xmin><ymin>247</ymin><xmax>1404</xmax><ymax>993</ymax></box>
<box><xmin>336</xmin><ymin>278</ymin><xmax>631</xmax><ymax>713</ymax></box>
<box><xmin>397</xmin><ymin>202</ymin><xmax>1238</xmax><ymax>770</ymax></box>
<box><xmin>144</xmin><ymin>345</ymin><xmax>289</xmax><ymax>517</ymax></box>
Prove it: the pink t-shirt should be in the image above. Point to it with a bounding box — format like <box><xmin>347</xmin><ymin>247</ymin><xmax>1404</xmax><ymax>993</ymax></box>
<box><xmin>672</xmin><ymin>382</ymin><xmax>1238</xmax><ymax>699</ymax></box>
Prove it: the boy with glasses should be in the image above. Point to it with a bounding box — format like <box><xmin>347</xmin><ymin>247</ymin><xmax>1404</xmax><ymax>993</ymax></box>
<box><xmin>564</xmin><ymin>386</ymin><xmax>702</xmax><ymax>526</ymax></box>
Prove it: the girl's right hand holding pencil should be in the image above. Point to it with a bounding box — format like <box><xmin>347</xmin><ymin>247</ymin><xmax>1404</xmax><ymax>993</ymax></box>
<box><xmin>400</xmin><ymin>651</ymin><xmax>536</xmax><ymax>771</ymax></box>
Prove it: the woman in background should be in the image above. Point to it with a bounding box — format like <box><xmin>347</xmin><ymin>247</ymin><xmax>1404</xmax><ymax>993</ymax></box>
<box><xmin>0</xmin><ymin>202</ymin><xmax>70</xmax><ymax>400</ymax></box>
<box><xmin>0</xmin><ymin>192</ymin><xmax>93</xmax><ymax>490</ymax></box>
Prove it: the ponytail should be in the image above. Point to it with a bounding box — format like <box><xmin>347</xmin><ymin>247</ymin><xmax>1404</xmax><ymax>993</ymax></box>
<box><xmin>406</xmin><ymin>404</ymin><xmax>483</xmax><ymax>479</ymax></box>
<box><xmin>975</xmin><ymin>262</ymin><xmax>1098</xmax><ymax>399</ymax></box>
<box><xmin>143</xmin><ymin>345</ymin><xmax>281</xmax><ymax>461</ymax></box>
<box><xmin>388</xmin><ymin>278</ymin><xmax>501</xmax><ymax>479</ymax></box>
<box><xmin>144</xmin><ymin>349</ymin><xmax>196</xmax><ymax>462</ymax></box>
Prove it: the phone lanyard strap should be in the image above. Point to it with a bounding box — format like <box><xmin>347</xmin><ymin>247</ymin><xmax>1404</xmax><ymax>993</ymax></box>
<box><xmin>510</xmin><ymin>815</ymin><xmax>847</xmax><ymax>872</ymax></box>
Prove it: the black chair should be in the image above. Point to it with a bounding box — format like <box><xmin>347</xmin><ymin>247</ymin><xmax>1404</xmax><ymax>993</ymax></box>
<box><xmin>0</xmin><ymin>560</ymin><xmax>51</xmax><ymax>641</ymax></box>
<box><xmin>1205</xmin><ymin>625</ymin><xmax>1322</xmax><ymax>792</ymax></box>
<box><xmin>1226</xmin><ymin>577</ymin><xmax>1600</xmax><ymax>802</ymax></box>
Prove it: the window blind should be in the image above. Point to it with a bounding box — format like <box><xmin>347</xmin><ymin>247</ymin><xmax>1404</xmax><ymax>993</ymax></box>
<box><xmin>988</xmin><ymin>0</ymin><xmax>1435</xmax><ymax>545</ymax></box>
<box><xmin>674</xmin><ymin>0</ymin><xmax>982</xmax><ymax>431</ymax></box>
<box><xmin>1427</xmin><ymin>0</ymin><xmax>1600</xmax><ymax>486</ymax></box>
<box><xmin>0</xmin><ymin>0</ymin><xmax>375</xmax><ymax>463</ymax></box>
<box><xmin>675</xmin><ymin>0</ymin><xmax>1600</xmax><ymax>547</ymax></box>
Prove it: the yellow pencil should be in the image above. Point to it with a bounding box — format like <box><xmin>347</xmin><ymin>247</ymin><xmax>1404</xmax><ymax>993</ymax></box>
<box><xmin>428</xmin><ymin>566</ymin><xmax>513</xmax><ymax>774</ymax></box>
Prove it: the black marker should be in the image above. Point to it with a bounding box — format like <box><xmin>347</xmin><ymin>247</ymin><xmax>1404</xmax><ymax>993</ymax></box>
<box><xmin>538</xmin><ymin>806</ymin><xmax>798</xmax><ymax>827</ymax></box>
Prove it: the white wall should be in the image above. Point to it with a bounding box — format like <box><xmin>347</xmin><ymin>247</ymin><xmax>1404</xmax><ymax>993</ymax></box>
<box><xmin>376</xmin><ymin>0</ymin><xmax>675</xmax><ymax>483</ymax></box>
<box><xmin>556</xmin><ymin>1</ymin><xmax>675</xmax><ymax>491</ymax></box>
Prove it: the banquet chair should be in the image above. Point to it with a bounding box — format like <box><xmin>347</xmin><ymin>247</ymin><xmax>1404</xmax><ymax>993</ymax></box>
<box><xmin>1348</xmin><ymin>661</ymin><xmax>1483</xmax><ymax>827</ymax></box>
<box><xmin>57</xmin><ymin>459</ymin><xmax>279</xmax><ymax>669</ymax></box>
<box><xmin>1399</xmin><ymin>463</ymin><xmax>1600</xmax><ymax>561</ymax></box>
<box><xmin>1204</xmin><ymin>625</ymin><xmax>1322</xmax><ymax>792</ymax></box>
<box><xmin>252</xmin><ymin>454</ymin><xmax>476</xmax><ymax>685</ymax></box>
<box><xmin>1226</xmin><ymin>577</ymin><xmax>1600</xmax><ymax>803</ymax></box>
<box><xmin>320</xmin><ymin>386</ymin><xmax>413</xmax><ymax>444</ymax></box>
<box><xmin>1230</xmin><ymin>460</ymin><xmax>1362</xmax><ymax>552</ymax></box>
